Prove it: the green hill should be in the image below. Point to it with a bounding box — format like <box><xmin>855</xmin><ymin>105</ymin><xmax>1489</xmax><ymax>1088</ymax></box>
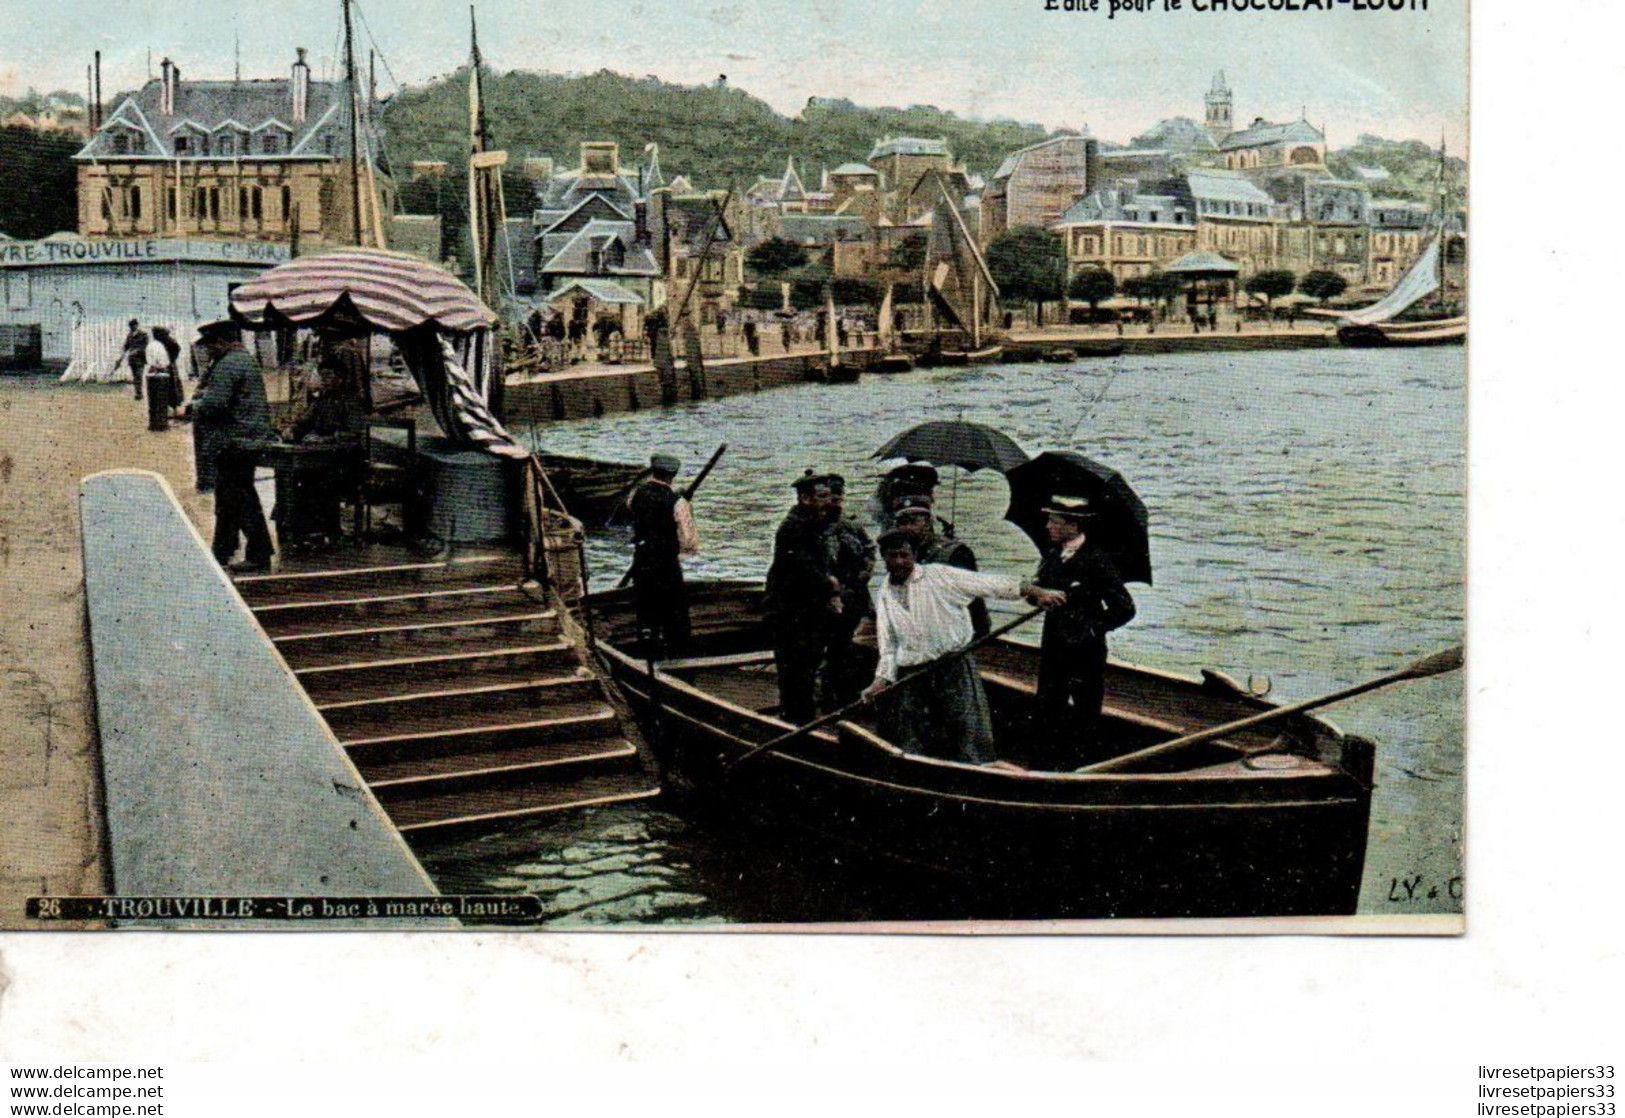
<box><xmin>381</xmin><ymin>67</ymin><xmax>1052</xmax><ymax>194</ymax></box>
<box><xmin>1327</xmin><ymin>134</ymin><xmax>1467</xmax><ymax>205</ymax></box>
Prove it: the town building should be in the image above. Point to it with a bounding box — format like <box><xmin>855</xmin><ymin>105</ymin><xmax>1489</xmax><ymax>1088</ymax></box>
<box><xmin>72</xmin><ymin>51</ymin><xmax>395</xmax><ymax>250</ymax></box>
<box><xmin>524</xmin><ymin>141</ymin><xmax>743</xmax><ymax>333</ymax></box>
<box><xmin>1184</xmin><ymin>169</ymin><xmax>1280</xmax><ymax>277</ymax></box>
<box><xmin>980</xmin><ymin>134</ymin><xmax>1098</xmax><ymax>242</ymax></box>
<box><xmin>1051</xmin><ymin>188</ymin><xmax>1196</xmax><ymax>284</ymax></box>
<box><xmin>0</xmin><ymin>235</ymin><xmax>290</xmax><ymax>369</ymax></box>
<box><xmin>1220</xmin><ymin>116</ymin><xmax>1326</xmax><ymax>173</ymax></box>
<box><xmin>1366</xmin><ymin>197</ymin><xmax>1434</xmax><ymax>287</ymax></box>
<box><xmin>1304</xmin><ymin>180</ymin><xmax>1371</xmax><ymax>285</ymax></box>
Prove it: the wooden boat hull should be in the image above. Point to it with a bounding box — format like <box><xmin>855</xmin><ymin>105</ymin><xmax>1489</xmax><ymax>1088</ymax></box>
<box><xmin>1337</xmin><ymin>318</ymin><xmax>1466</xmax><ymax>348</ymax></box>
<box><xmin>585</xmin><ymin>582</ymin><xmax>1374</xmax><ymax>918</ymax></box>
<box><xmin>938</xmin><ymin>345</ymin><xmax>1004</xmax><ymax>366</ymax></box>
<box><xmin>534</xmin><ymin>454</ymin><xmax>645</xmax><ymax>527</ymax></box>
<box><xmin>871</xmin><ymin>354</ymin><xmax>915</xmax><ymax>374</ymax></box>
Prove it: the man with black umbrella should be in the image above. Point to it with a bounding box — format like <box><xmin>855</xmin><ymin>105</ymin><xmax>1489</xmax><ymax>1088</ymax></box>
<box><xmin>1032</xmin><ymin>495</ymin><xmax>1137</xmax><ymax>770</ymax></box>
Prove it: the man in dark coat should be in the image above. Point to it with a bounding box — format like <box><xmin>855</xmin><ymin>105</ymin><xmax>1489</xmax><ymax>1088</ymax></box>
<box><xmin>821</xmin><ymin>474</ymin><xmax>877</xmax><ymax>708</ymax></box>
<box><xmin>764</xmin><ymin>471</ymin><xmax>841</xmax><ymax>724</ymax></box>
<box><xmin>1032</xmin><ymin>495</ymin><xmax>1137</xmax><ymax>770</ymax></box>
<box><xmin>114</xmin><ymin>319</ymin><xmax>148</xmax><ymax>399</ymax></box>
<box><xmin>894</xmin><ymin>495</ymin><xmax>989</xmax><ymax>638</ymax></box>
<box><xmin>187</xmin><ymin>319</ymin><xmax>276</xmax><ymax>572</ymax></box>
<box><xmin>628</xmin><ymin>451</ymin><xmax>698</xmax><ymax>658</ymax></box>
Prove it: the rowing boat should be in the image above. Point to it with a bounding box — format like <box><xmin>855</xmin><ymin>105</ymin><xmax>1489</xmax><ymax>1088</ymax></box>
<box><xmin>586</xmin><ymin>580</ymin><xmax>1375</xmax><ymax>919</ymax></box>
<box><xmin>936</xmin><ymin>344</ymin><xmax>1003</xmax><ymax>366</ymax></box>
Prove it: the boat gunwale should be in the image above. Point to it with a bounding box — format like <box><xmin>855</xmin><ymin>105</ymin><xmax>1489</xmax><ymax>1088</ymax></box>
<box><xmin>593</xmin><ymin>637</ymin><xmax>1360</xmax><ymax>809</ymax></box>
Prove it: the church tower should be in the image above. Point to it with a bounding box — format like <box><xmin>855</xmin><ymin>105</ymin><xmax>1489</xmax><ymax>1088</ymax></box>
<box><xmin>1205</xmin><ymin>70</ymin><xmax>1233</xmax><ymax>144</ymax></box>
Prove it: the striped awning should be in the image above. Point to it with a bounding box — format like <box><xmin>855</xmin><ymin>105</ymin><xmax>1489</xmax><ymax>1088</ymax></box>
<box><xmin>229</xmin><ymin>248</ymin><xmax>497</xmax><ymax>334</ymax></box>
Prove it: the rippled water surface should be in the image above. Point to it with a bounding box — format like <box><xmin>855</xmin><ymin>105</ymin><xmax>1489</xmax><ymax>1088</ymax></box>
<box><xmin>421</xmin><ymin>348</ymin><xmax>1465</xmax><ymax>922</ymax></box>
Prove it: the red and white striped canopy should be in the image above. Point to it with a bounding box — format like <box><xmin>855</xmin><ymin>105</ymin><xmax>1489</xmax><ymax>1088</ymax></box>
<box><xmin>229</xmin><ymin>247</ymin><xmax>497</xmax><ymax>334</ymax></box>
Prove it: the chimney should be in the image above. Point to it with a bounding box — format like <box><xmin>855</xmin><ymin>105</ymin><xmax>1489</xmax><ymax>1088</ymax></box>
<box><xmin>159</xmin><ymin>58</ymin><xmax>177</xmax><ymax>115</ymax></box>
<box><xmin>1084</xmin><ymin>138</ymin><xmax>1101</xmax><ymax>196</ymax></box>
<box><xmin>634</xmin><ymin>200</ymin><xmax>650</xmax><ymax>247</ymax></box>
<box><xmin>291</xmin><ymin>48</ymin><xmax>310</xmax><ymax>124</ymax></box>
<box><xmin>93</xmin><ymin>50</ymin><xmax>102</xmax><ymax>129</ymax></box>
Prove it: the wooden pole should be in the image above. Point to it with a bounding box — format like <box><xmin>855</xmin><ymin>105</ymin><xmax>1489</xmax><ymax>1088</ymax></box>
<box><xmin>1079</xmin><ymin>647</ymin><xmax>1464</xmax><ymax>775</ymax></box>
<box><xmin>342</xmin><ymin>0</ymin><xmax>362</xmax><ymax>246</ymax></box>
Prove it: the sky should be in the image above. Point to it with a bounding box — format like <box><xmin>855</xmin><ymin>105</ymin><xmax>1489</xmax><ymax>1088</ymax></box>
<box><xmin>0</xmin><ymin>0</ymin><xmax>1468</xmax><ymax>152</ymax></box>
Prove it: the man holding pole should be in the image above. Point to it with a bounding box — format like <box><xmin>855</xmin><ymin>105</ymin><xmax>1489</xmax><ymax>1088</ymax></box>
<box><xmin>862</xmin><ymin>531</ymin><xmax>1064</xmax><ymax>766</ymax></box>
<box><xmin>628</xmin><ymin>451</ymin><xmax>699</xmax><ymax>658</ymax></box>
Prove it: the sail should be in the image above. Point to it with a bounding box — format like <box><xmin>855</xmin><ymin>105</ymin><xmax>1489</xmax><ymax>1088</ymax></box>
<box><xmin>1341</xmin><ymin>234</ymin><xmax>1441</xmax><ymax>326</ymax></box>
<box><xmin>924</xmin><ymin>177</ymin><xmax>999</xmax><ymax>341</ymax></box>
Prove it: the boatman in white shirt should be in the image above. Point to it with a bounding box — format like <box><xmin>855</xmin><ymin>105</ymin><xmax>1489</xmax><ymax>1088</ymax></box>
<box><xmin>862</xmin><ymin>529</ymin><xmax>1065</xmax><ymax>766</ymax></box>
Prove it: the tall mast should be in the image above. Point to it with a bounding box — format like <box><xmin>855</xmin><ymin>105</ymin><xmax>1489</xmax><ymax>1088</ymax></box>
<box><xmin>469</xmin><ymin>5</ymin><xmax>487</xmax><ymax>303</ymax></box>
<box><xmin>342</xmin><ymin>0</ymin><xmax>362</xmax><ymax>245</ymax></box>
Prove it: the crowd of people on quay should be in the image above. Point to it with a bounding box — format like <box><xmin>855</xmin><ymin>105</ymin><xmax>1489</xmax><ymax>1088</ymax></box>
<box><xmin>627</xmin><ymin>454</ymin><xmax>1138</xmax><ymax>773</ymax></box>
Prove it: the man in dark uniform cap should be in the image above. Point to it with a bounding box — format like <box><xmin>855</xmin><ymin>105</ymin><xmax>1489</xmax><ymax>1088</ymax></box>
<box><xmin>765</xmin><ymin>470</ymin><xmax>842</xmax><ymax>723</ymax></box>
<box><xmin>1032</xmin><ymin>495</ymin><xmax>1137</xmax><ymax>769</ymax></box>
<box><xmin>628</xmin><ymin>451</ymin><xmax>698</xmax><ymax>657</ymax></box>
<box><xmin>187</xmin><ymin>318</ymin><xmax>276</xmax><ymax>572</ymax></box>
<box><xmin>821</xmin><ymin>473</ymin><xmax>877</xmax><ymax>708</ymax></box>
<box><xmin>894</xmin><ymin>494</ymin><xmax>990</xmax><ymax>638</ymax></box>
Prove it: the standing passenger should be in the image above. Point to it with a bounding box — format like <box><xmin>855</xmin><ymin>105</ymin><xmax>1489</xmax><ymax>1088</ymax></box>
<box><xmin>765</xmin><ymin>472</ymin><xmax>841</xmax><ymax>724</ymax></box>
<box><xmin>1031</xmin><ymin>496</ymin><xmax>1137</xmax><ymax>769</ymax></box>
<box><xmin>821</xmin><ymin>474</ymin><xmax>877</xmax><ymax>708</ymax></box>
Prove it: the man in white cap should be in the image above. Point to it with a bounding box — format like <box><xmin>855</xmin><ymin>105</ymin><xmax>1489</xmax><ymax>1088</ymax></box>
<box><xmin>628</xmin><ymin>451</ymin><xmax>698</xmax><ymax>656</ymax></box>
<box><xmin>1032</xmin><ymin>495</ymin><xmax>1136</xmax><ymax>769</ymax></box>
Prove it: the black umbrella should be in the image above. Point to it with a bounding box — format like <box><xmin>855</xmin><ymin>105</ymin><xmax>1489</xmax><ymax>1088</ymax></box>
<box><xmin>1004</xmin><ymin>451</ymin><xmax>1152</xmax><ymax>585</ymax></box>
<box><xmin>872</xmin><ymin>421</ymin><xmax>1029</xmax><ymax>474</ymax></box>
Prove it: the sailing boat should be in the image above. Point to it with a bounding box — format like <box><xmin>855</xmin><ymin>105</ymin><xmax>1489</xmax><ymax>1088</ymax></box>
<box><xmin>923</xmin><ymin>176</ymin><xmax>1003</xmax><ymax>365</ymax></box>
<box><xmin>1337</xmin><ymin>142</ymin><xmax>1465</xmax><ymax>348</ymax></box>
<box><xmin>871</xmin><ymin>283</ymin><xmax>914</xmax><ymax>373</ymax></box>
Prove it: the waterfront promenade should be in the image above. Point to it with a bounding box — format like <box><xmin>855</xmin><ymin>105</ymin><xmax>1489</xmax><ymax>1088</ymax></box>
<box><xmin>0</xmin><ymin>380</ymin><xmax>217</xmax><ymax>926</ymax></box>
<box><xmin>500</xmin><ymin>317</ymin><xmax>1335</xmax><ymax>427</ymax></box>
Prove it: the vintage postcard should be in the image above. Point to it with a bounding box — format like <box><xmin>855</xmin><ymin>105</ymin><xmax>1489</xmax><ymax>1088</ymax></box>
<box><xmin>0</xmin><ymin>0</ymin><xmax>1466</xmax><ymax>931</ymax></box>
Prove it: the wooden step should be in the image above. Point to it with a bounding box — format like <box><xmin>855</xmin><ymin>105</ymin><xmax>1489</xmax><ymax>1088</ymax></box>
<box><xmin>272</xmin><ymin>611</ymin><xmax>560</xmax><ymax>668</ymax></box>
<box><xmin>362</xmin><ymin>737</ymin><xmax>640</xmax><ymax>799</ymax></box>
<box><xmin>319</xmin><ymin>674</ymin><xmax>600</xmax><ymax>739</ymax></box>
<box><xmin>255</xmin><ymin>585</ymin><xmax>543</xmax><ymax>636</ymax></box>
<box><xmin>294</xmin><ymin>640</ymin><xmax>580</xmax><ymax>703</ymax></box>
<box><xmin>234</xmin><ymin>552</ymin><xmax>524</xmax><ymax>605</ymax></box>
<box><xmin>387</xmin><ymin>772</ymin><xmax>661</xmax><ymax>835</ymax></box>
<box><xmin>338</xmin><ymin>700</ymin><xmax>620</xmax><ymax>754</ymax></box>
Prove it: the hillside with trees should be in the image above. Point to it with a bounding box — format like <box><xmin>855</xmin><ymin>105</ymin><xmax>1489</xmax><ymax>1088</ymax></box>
<box><xmin>381</xmin><ymin>68</ymin><xmax>1052</xmax><ymax>193</ymax></box>
<box><xmin>1327</xmin><ymin>134</ymin><xmax>1467</xmax><ymax>204</ymax></box>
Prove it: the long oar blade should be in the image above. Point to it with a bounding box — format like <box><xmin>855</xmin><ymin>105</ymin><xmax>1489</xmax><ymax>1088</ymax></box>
<box><xmin>1081</xmin><ymin>644</ymin><xmax>1464</xmax><ymax>775</ymax></box>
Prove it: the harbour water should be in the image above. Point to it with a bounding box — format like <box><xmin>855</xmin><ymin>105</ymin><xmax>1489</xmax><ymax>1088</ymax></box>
<box><xmin>419</xmin><ymin>347</ymin><xmax>1465</xmax><ymax>923</ymax></box>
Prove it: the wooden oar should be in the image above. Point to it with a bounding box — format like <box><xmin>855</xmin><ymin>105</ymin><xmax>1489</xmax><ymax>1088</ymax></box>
<box><xmin>616</xmin><ymin>442</ymin><xmax>728</xmax><ymax>589</ymax></box>
<box><xmin>724</xmin><ymin>604</ymin><xmax>1047</xmax><ymax>775</ymax></box>
<box><xmin>1078</xmin><ymin>646</ymin><xmax>1464</xmax><ymax>775</ymax></box>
